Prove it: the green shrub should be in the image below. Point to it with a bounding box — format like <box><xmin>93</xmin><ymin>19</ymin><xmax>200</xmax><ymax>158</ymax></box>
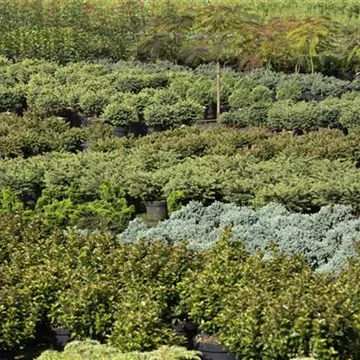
<box><xmin>103</xmin><ymin>101</ymin><xmax>138</xmax><ymax>127</ymax></box>
<box><xmin>167</xmin><ymin>190</ymin><xmax>189</xmax><ymax>214</ymax></box>
<box><xmin>37</xmin><ymin>341</ymin><xmax>201</xmax><ymax>360</ymax></box>
<box><xmin>113</xmin><ymin>75</ymin><xmax>151</xmax><ymax>94</ymax></box>
<box><xmin>26</xmin><ymin>84</ymin><xmax>68</xmax><ymax>117</ymax></box>
<box><xmin>267</xmin><ymin>101</ymin><xmax>321</xmax><ymax>131</ymax></box>
<box><xmin>186</xmin><ymin>77</ymin><xmax>216</xmax><ymax>106</ymax></box>
<box><xmin>78</xmin><ymin>89</ymin><xmax>113</xmax><ymax>117</ymax></box>
<box><xmin>0</xmin><ymin>85</ymin><xmax>24</xmax><ymax>111</ymax></box>
<box><xmin>276</xmin><ymin>82</ymin><xmax>302</xmax><ymax>101</ymax></box>
<box><xmin>36</xmin><ymin>183</ymin><xmax>135</xmax><ymax>232</ymax></box>
<box><xmin>0</xmin><ymin>284</ymin><xmax>39</xmax><ymax>351</ymax></box>
<box><xmin>338</xmin><ymin>98</ymin><xmax>360</xmax><ymax>128</ymax></box>
<box><xmin>173</xmin><ymin>100</ymin><xmax>204</xmax><ymax>125</ymax></box>
<box><xmin>108</xmin><ymin>288</ymin><xmax>183</xmax><ymax>352</ymax></box>
<box><xmin>143</xmin><ymin>103</ymin><xmax>177</xmax><ymax>131</ymax></box>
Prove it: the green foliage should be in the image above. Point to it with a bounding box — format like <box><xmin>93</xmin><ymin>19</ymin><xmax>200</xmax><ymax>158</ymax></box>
<box><xmin>108</xmin><ymin>289</ymin><xmax>183</xmax><ymax>352</ymax></box>
<box><xmin>78</xmin><ymin>89</ymin><xmax>113</xmax><ymax>117</ymax></box>
<box><xmin>167</xmin><ymin>190</ymin><xmax>189</xmax><ymax>214</ymax></box>
<box><xmin>143</xmin><ymin>104</ymin><xmax>176</xmax><ymax>131</ymax></box>
<box><xmin>338</xmin><ymin>98</ymin><xmax>360</xmax><ymax>128</ymax></box>
<box><xmin>267</xmin><ymin>100</ymin><xmax>336</xmax><ymax>131</ymax></box>
<box><xmin>37</xmin><ymin>341</ymin><xmax>201</xmax><ymax>360</ymax></box>
<box><xmin>0</xmin><ymin>113</ymin><xmax>85</xmax><ymax>158</ymax></box>
<box><xmin>36</xmin><ymin>183</ymin><xmax>135</xmax><ymax>232</ymax></box>
<box><xmin>180</xmin><ymin>235</ymin><xmax>360</xmax><ymax>359</ymax></box>
<box><xmin>0</xmin><ymin>211</ymin><xmax>197</xmax><ymax>352</ymax></box>
<box><xmin>103</xmin><ymin>101</ymin><xmax>138</xmax><ymax>127</ymax></box>
<box><xmin>276</xmin><ymin>82</ymin><xmax>302</xmax><ymax>101</ymax></box>
<box><xmin>0</xmin><ymin>85</ymin><xmax>24</xmax><ymax>111</ymax></box>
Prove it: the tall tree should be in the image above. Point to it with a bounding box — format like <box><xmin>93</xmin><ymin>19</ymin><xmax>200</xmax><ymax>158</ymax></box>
<box><xmin>134</xmin><ymin>1</ymin><xmax>194</xmax><ymax>62</ymax></box>
<box><xmin>182</xmin><ymin>3</ymin><xmax>260</xmax><ymax>121</ymax></box>
<box><xmin>287</xmin><ymin>16</ymin><xmax>339</xmax><ymax>74</ymax></box>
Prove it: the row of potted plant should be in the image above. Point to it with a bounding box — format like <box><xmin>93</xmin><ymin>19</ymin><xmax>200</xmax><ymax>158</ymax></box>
<box><xmin>1</xmin><ymin>212</ymin><xmax>360</xmax><ymax>359</ymax></box>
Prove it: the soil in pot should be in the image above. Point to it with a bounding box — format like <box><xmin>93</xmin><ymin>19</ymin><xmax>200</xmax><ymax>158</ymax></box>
<box><xmin>194</xmin><ymin>335</ymin><xmax>237</xmax><ymax>360</ymax></box>
<box><xmin>113</xmin><ymin>126</ymin><xmax>128</xmax><ymax>138</ymax></box>
<box><xmin>145</xmin><ymin>201</ymin><xmax>167</xmax><ymax>222</ymax></box>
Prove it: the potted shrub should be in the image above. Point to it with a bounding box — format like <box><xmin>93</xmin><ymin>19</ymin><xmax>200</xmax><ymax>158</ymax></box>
<box><xmin>193</xmin><ymin>334</ymin><xmax>238</xmax><ymax>360</ymax></box>
<box><xmin>127</xmin><ymin>171</ymin><xmax>167</xmax><ymax>221</ymax></box>
<box><xmin>129</xmin><ymin>90</ymin><xmax>157</xmax><ymax>137</ymax></box>
<box><xmin>143</xmin><ymin>103</ymin><xmax>176</xmax><ymax>132</ymax></box>
<box><xmin>103</xmin><ymin>100</ymin><xmax>138</xmax><ymax>138</ymax></box>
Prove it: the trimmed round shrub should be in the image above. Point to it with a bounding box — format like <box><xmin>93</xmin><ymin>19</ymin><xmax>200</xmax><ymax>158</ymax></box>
<box><xmin>267</xmin><ymin>101</ymin><xmax>321</xmax><ymax>131</ymax></box>
<box><xmin>78</xmin><ymin>89</ymin><xmax>113</xmax><ymax>117</ymax></box>
<box><xmin>0</xmin><ymin>85</ymin><xmax>25</xmax><ymax>112</ymax></box>
<box><xmin>143</xmin><ymin>103</ymin><xmax>177</xmax><ymax>131</ymax></box>
<box><xmin>276</xmin><ymin>82</ymin><xmax>302</xmax><ymax>101</ymax></box>
<box><xmin>229</xmin><ymin>84</ymin><xmax>272</xmax><ymax>110</ymax></box>
<box><xmin>339</xmin><ymin>98</ymin><xmax>360</xmax><ymax>128</ymax></box>
<box><xmin>113</xmin><ymin>74</ymin><xmax>151</xmax><ymax>94</ymax></box>
<box><xmin>173</xmin><ymin>100</ymin><xmax>204</xmax><ymax>126</ymax></box>
<box><xmin>103</xmin><ymin>100</ymin><xmax>138</xmax><ymax>127</ymax></box>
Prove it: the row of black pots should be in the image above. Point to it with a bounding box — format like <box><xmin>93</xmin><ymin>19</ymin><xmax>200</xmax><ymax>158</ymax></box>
<box><xmin>172</xmin><ymin>323</ymin><xmax>238</xmax><ymax>360</ymax></box>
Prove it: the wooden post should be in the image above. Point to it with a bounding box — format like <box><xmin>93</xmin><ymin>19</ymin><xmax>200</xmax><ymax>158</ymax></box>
<box><xmin>216</xmin><ymin>60</ymin><xmax>221</xmax><ymax>122</ymax></box>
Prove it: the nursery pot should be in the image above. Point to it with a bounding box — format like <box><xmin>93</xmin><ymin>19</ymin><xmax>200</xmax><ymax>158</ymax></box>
<box><xmin>205</xmin><ymin>103</ymin><xmax>216</xmax><ymax>120</ymax></box>
<box><xmin>54</xmin><ymin>328</ymin><xmax>71</xmax><ymax>351</ymax></box>
<box><xmin>173</xmin><ymin>322</ymin><xmax>198</xmax><ymax>350</ymax></box>
<box><xmin>79</xmin><ymin>114</ymin><xmax>93</xmax><ymax>127</ymax></box>
<box><xmin>80</xmin><ymin>140</ymin><xmax>89</xmax><ymax>151</ymax></box>
<box><xmin>194</xmin><ymin>342</ymin><xmax>237</xmax><ymax>360</ymax></box>
<box><xmin>113</xmin><ymin>126</ymin><xmax>128</xmax><ymax>138</ymax></box>
<box><xmin>145</xmin><ymin>201</ymin><xmax>167</xmax><ymax>222</ymax></box>
<box><xmin>129</xmin><ymin>121</ymin><xmax>148</xmax><ymax>137</ymax></box>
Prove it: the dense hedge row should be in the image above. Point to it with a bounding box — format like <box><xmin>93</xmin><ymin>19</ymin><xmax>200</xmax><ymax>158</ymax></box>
<box><xmin>1</xmin><ymin>141</ymin><xmax>360</xmax><ymax>215</ymax></box>
<box><xmin>1</xmin><ymin>213</ymin><xmax>360</xmax><ymax>359</ymax></box>
<box><xmin>0</xmin><ymin>113</ymin><xmax>85</xmax><ymax>158</ymax></box>
<box><xmin>4</xmin><ymin>59</ymin><xmax>360</xmax><ymax>132</ymax></box>
<box><xmin>37</xmin><ymin>342</ymin><xmax>201</xmax><ymax>360</ymax></box>
<box><xmin>119</xmin><ymin>202</ymin><xmax>358</xmax><ymax>272</ymax></box>
<box><xmin>4</xmin><ymin>114</ymin><xmax>360</xmax><ymax>163</ymax></box>
<box><xmin>2</xmin><ymin>0</ymin><xmax>360</xmax><ymax>74</ymax></box>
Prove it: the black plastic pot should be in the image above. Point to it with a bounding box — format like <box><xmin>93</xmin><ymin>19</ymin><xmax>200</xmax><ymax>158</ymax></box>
<box><xmin>113</xmin><ymin>126</ymin><xmax>128</xmax><ymax>138</ymax></box>
<box><xmin>54</xmin><ymin>328</ymin><xmax>71</xmax><ymax>351</ymax></box>
<box><xmin>129</xmin><ymin>122</ymin><xmax>148</xmax><ymax>137</ymax></box>
<box><xmin>80</xmin><ymin>141</ymin><xmax>89</xmax><ymax>151</ymax></box>
<box><xmin>173</xmin><ymin>322</ymin><xmax>198</xmax><ymax>350</ymax></box>
<box><xmin>194</xmin><ymin>342</ymin><xmax>237</xmax><ymax>360</ymax></box>
<box><xmin>12</xmin><ymin>103</ymin><xmax>24</xmax><ymax>117</ymax></box>
<box><xmin>79</xmin><ymin>114</ymin><xmax>93</xmax><ymax>127</ymax></box>
<box><xmin>145</xmin><ymin>201</ymin><xmax>167</xmax><ymax>222</ymax></box>
<box><xmin>205</xmin><ymin>103</ymin><xmax>216</xmax><ymax>120</ymax></box>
